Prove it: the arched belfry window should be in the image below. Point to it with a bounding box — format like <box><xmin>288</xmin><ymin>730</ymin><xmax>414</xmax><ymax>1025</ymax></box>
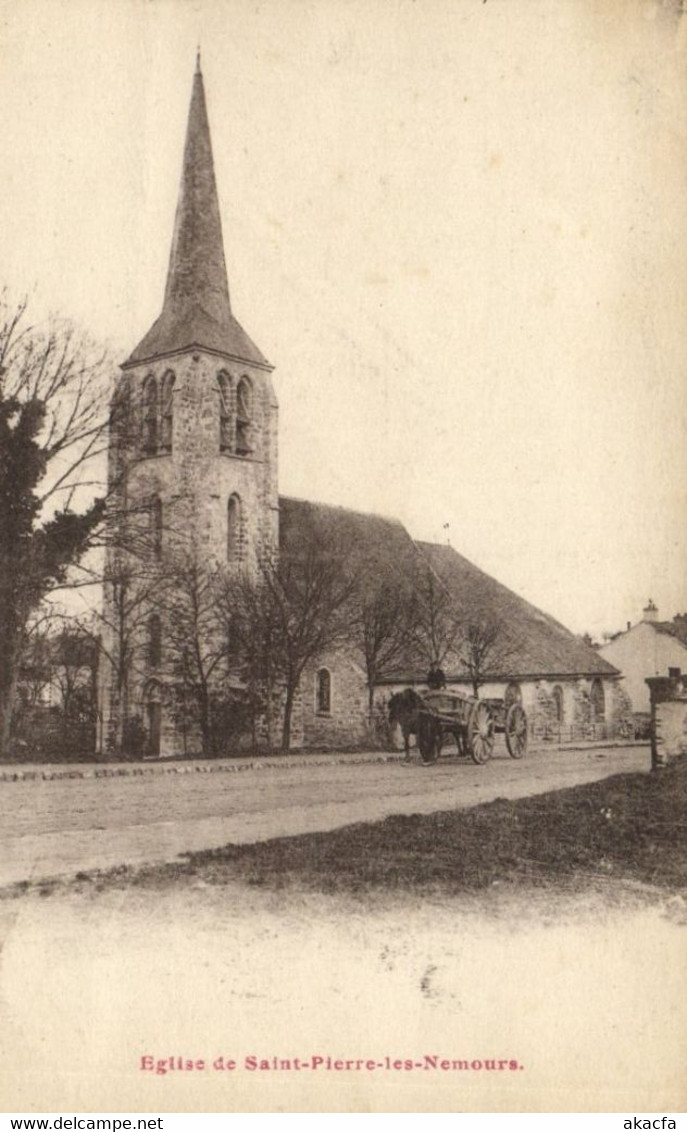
<box><xmin>160</xmin><ymin>371</ymin><xmax>175</xmax><ymax>452</ymax></box>
<box><xmin>218</xmin><ymin>371</ymin><xmax>232</xmax><ymax>453</ymax></box>
<box><xmin>227</xmin><ymin>494</ymin><xmax>241</xmax><ymax>562</ymax></box>
<box><xmin>150</xmin><ymin>496</ymin><xmax>163</xmax><ymax>559</ymax></box>
<box><xmin>590</xmin><ymin>678</ymin><xmax>605</xmax><ymax>722</ymax></box>
<box><xmin>316</xmin><ymin>668</ymin><xmax>331</xmax><ymax>715</ymax></box>
<box><xmin>148</xmin><ymin>613</ymin><xmax>162</xmax><ymax>668</ymax></box>
<box><xmin>142</xmin><ymin>375</ymin><xmax>158</xmax><ymax>454</ymax></box>
<box><xmin>236</xmin><ymin>377</ymin><xmax>252</xmax><ymax>456</ymax></box>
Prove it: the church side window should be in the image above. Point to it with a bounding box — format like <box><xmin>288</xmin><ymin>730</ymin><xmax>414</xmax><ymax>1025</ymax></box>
<box><xmin>160</xmin><ymin>371</ymin><xmax>175</xmax><ymax>453</ymax></box>
<box><xmin>590</xmin><ymin>678</ymin><xmax>605</xmax><ymax>722</ymax></box>
<box><xmin>316</xmin><ymin>668</ymin><xmax>331</xmax><ymax>715</ymax></box>
<box><xmin>150</xmin><ymin>496</ymin><xmax>163</xmax><ymax>559</ymax></box>
<box><xmin>552</xmin><ymin>684</ymin><xmax>564</xmax><ymax>723</ymax></box>
<box><xmin>227</xmin><ymin>494</ymin><xmax>241</xmax><ymax>561</ymax></box>
<box><xmin>148</xmin><ymin>614</ymin><xmax>162</xmax><ymax>668</ymax></box>
<box><xmin>218</xmin><ymin>371</ymin><xmax>232</xmax><ymax>453</ymax></box>
<box><xmin>112</xmin><ymin>383</ymin><xmax>131</xmax><ymax>446</ymax></box>
<box><xmin>236</xmin><ymin>377</ymin><xmax>252</xmax><ymax>456</ymax></box>
<box><xmin>142</xmin><ymin>375</ymin><xmax>158</xmax><ymax>454</ymax></box>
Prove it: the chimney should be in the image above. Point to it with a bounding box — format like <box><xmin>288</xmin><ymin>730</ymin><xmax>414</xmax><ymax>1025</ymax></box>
<box><xmin>643</xmin><ymin>599</ymin><xmax>658</xmax><ymax>624</ymax></box>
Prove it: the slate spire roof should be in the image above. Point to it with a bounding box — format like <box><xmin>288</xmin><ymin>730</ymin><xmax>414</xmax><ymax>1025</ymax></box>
<box><xmin>124</xmin><ymin>60</ymin><xmax>269</xmax><ymax>370</ymax></box>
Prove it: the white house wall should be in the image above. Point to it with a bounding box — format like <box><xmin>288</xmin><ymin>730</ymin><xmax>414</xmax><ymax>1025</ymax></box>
<box><xmin>599</xmin><ymin>623</ymin><xmax>687</xmax><ymax>713</ymax></box>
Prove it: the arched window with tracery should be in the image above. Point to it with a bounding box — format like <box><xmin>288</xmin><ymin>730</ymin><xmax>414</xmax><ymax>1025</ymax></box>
<box><xmin>227</xmin><ymin>494</ymin><xmax>241</xmax><ymax>562</ymax></box>
<box><xmin>148</xmin><ymin>614</ymin><xmax>162</xmax><ymax>668</ymax></box>
<box><xmin>590</xmin><ymin>678</ymin><xmax>605</xmax><ymax>722</ymax></box>
<box><xmin>552</xmin><ymin>685</ymin><xmax>564</xmax><ymax>723</ymax></box>
<box><xmin>142</xmin><ymin>375</ymin><xmax>158</xmax><ymax>454</ymax></box>
<box><xmin>150</xmin><ymin>496</ymin><xmax>163</xmax><ymax>559</ymax></box>
<box><xmin>160</xmin><ymin>371</ymin><xmax>175</xmax><ymax>452</ymax></box>
<box><xmin>316</xmin><ymin>668</ymin><xmax>331</xmax><ymax>715</ymax></box>
<box><xmin>218</xmin><ymin>371</ymin><xmax>232</xmax><ymax>453</ymax></box>
<box><xmin>236</xmin><ymin>377</ymin><xmax>252</xmax><ymax>455</ymax></box>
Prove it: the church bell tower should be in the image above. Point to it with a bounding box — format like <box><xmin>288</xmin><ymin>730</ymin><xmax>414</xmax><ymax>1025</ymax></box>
<box><xmin>98</xmin><ymin>58</ymin><xmax>278</xmax><ymax>755</ymax></box>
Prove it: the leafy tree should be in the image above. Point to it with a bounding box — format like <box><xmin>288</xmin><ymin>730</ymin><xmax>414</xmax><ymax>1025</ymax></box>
<box><xmin>0</xmin><ymin>293</ymin><xmax>110</xmax><ymax>755</ymax></box>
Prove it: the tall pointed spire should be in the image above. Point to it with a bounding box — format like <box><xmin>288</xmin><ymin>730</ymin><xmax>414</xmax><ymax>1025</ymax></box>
<box><xmin>125</xmin><ymin>61</ymin><xmax>269</xmax><ymax>369</ymax></box>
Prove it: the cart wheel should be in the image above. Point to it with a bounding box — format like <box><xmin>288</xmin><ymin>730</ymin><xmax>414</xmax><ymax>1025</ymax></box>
<box><xmin>456</xmin><ymin>729</ymin><xmax>468</xmax><ymax>758</ymax></box>
<box><xmin>468</xmin><ymin>701</ymin><xmax>494</xmax><ymax>765</ymax></box>
<box><xmin>418</xmin><ymin>715</ymin><xmax>439</xmax><ymax>764</ymax></box>
<box><xmin>505</xmin><ymin>703</ymin><xmax>528</xmax><ymax>759</ymax></box>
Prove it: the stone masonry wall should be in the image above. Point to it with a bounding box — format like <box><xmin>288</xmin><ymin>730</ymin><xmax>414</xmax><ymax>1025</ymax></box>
<box><xmin>99</xmin><ymin>348</ymin><xmax>278</xmax><ymax>757</ymax></box>
<box><xmin>372</xmin><ymin>674</ymin><xmax>626</xmax><ymax>750</ymax></box>
<box><xmin>301</xmin><ymin>648</ymin><xmax>373</xmax><ymax>750</ymax></box>
<box><xmin>121</xmin><ymin>349</ymin><xmax>278</xmax><ymax>569</ymax></box>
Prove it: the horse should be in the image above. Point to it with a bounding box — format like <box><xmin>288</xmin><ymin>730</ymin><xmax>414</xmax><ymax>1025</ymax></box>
<box><xmin>388</xmin><ymin>688</ymin><xmax>426</xmax><ymax>758</ymax></box>
<box><xmin>388</xmin><ymin>686</ymin><xmax>472</xmax><ymax>761</ymax></box>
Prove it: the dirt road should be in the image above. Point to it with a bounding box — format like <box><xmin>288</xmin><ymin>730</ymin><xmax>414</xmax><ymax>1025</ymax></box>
<box><xmin>0</xmin><ymin>745</ymin><xmax>650</xmax><ymax>886</ymax></box>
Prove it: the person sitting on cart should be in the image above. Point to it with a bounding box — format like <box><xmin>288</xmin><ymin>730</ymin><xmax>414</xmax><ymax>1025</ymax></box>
<box><xmin>426</xmin><ymin>660</ymin><xmax>447</xmax><ymax>690</ymax></box>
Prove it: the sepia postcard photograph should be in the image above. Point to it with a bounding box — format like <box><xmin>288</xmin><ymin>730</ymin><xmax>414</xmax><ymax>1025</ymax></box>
<box><xmin>0</xmin><ymin>0</ymin><xmax>685</xmax><ymax>1115</ymax></box>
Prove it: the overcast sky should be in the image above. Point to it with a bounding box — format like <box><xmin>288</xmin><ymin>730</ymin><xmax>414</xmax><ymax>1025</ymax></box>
<box><xmin>1</xmin><ymin>0</ymin><xmax>685</xmax><ymax>637</ymax></box>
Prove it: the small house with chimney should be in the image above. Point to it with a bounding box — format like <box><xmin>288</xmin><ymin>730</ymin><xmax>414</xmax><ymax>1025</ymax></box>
<box><xmin>598</xmin><ymin>602</ymin><xmax>687</xmax><ymax>715</ymax></box>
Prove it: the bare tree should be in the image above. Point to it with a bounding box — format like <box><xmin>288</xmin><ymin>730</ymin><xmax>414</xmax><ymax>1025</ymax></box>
<box><xmin>266</xmin><ymin>531</ymin><xmax>360</xmax><ymax>751</ymax></box>
<box><xmin>216</xmin><ymin>568</ymin><xmax>281</xmax><ymax>750</ymax></box>
<box><xmin>162</xmin><ymin>556</ymin><xmax>229</xmax><ymax>755</ymax></box>
<box><xmin>269</xmin><ymin>532</ymin><xmax>359</xmax><ymax>751</ymax></box>
<box><xmin>219</xmin><ymin>526</ymin><xmax>359</xmax><ymax>752</ymax></box>
<box><xmin>89</xmin><ymin>557</ymin><xmax>172</xmax><ymax>752</ymax></box>
<box><xmin>351</xmin><ymin>572</ymin><xmax>416</xmax><ymax>709</ymax></box>
<box><xmin>0</xmin><ymin>292</ymin><xmax>111</xmax><ymax>755</ymax></box>
<box><xmin>457</xmin><ymin>607</ymin><xmax>517</xmax><ymax>697</ymax></box>
<box><xmin>88</xmin><ymin>457</ymin><xmax>194</xmax><ymax>755</ymax></box>
<box><xmin>46</xmin><ymin>628</ymin><xmax>97</xmax><ymax>720</ymax></box>
<box><xmin>14</xmin><ymin>615</ymin><xmax>56</xmax><ymax>714</ymax></box>
<box><xmin>407</xmin><ymin>562</ymin><xmax>463</xmax><ymax>671</ymax></box>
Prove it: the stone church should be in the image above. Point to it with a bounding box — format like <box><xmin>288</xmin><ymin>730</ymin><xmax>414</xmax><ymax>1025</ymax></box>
<box><xmin>98</xmin><ymin>62</ymin><xmax>626</xmax><ymax>757</ymax></box>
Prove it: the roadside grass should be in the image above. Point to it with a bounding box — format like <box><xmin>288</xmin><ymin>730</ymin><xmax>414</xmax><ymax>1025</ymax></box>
<box><xmin>13</xmin><ymin>756</ymin><xmax>685</xmax><ymax>903</ymax></box>
<box><xmin>180</xmin><ymin>759</ymin><xmax>686</xmax><ymax>896</ymax></box>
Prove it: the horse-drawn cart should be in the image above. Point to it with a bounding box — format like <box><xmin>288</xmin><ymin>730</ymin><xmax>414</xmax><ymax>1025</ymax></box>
<box><xmin>389</xmin><ymin>688</ymin><xmax>528</xmax><ymax>765</ymax></box>
<box><xmin>483</xmin><ymin>696</ymin><xmax>528</xmax><ymax>761</ymax></box>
